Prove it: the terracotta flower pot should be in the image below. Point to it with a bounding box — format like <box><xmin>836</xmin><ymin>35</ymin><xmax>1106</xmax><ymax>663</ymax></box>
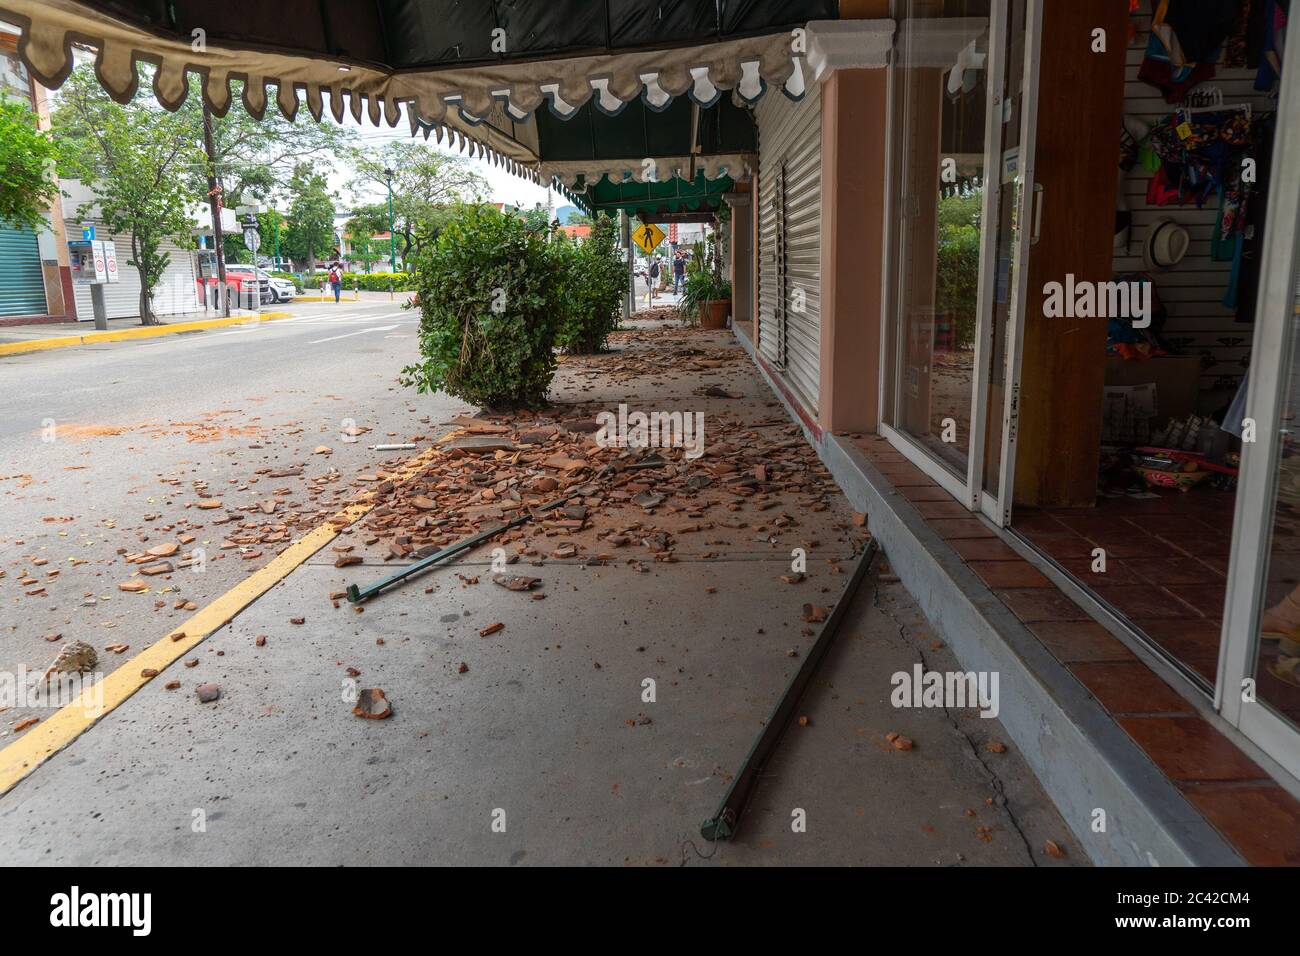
<box><xmin>700</xmin><ymin>298</ymin><xmax>730</xmax><ymax>329</ymax></box>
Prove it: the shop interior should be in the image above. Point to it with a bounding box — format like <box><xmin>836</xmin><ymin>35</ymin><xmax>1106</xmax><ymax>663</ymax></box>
<box><xmin>1011</xmin><ymin>0</ymin><xmax>1298</xmax><ymax>725</ymax></box>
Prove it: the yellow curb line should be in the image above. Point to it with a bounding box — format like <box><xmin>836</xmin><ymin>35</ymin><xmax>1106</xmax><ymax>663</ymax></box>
<box><xmin>0</xmin><ymin>435</ymin><xmax>458</xmax><ymax>797</ymax></box>
<box><xmin>0</xmin><ymin>311</ymin><xmax>295</xmax><ymax>358</ymax></box>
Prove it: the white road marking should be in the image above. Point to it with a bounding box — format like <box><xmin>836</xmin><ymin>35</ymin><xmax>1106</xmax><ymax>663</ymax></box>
<box><xmin>309</xmin><ymin>324</ymin><xmax>399</xmax><ymax>344</ymax></box>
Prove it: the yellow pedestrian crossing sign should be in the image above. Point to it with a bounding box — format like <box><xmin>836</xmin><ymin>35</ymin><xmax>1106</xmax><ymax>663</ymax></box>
<box><xmin>631</xmin><ymin>222</ymin><xmax>666</xmax><ymax>254</ymax></box>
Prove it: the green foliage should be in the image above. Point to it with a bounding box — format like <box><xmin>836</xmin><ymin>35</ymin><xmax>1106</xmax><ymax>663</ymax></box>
<box><xmin>345</xmin><ymin>228</ymin><xmax>383</xmax><ymax>273</ymax></box>
<box><xmin>401</xmin><ymin>206</ymin><xmax>562</xmax><ymax>409</ymax></box>
<box><xmin>678</xmin><ymin>269</ymin><xmax>732</xmax><ymax>324</ymax></box>
<box><xmin>348</xmin><ymin>140</ymin><xmax>487</xmax><ymax>263</ymax></box>
<box><xmin>223</xmin><ymin>208</ymin><xmax>284</xmax><ymax>263</ymax></box>
<box><xmin>518</xmin><ymin>206</ymin><xmax>552</xmax><ymax>234</ymax></box>
<box><xmin>177</xmin><ymin>85</ymin><xmax>355</xmax><ymax>208</ymax></box>
<box><xmin>52</xmin><ymin>65</ymin><xmax>201</xmax><ymax>325</ymax></box>
<box><xmin>283</xmin><ymin>164</ymin><xmax>336</xmax><ymax>272</ymax></box>
<box><xmin>341</xmin><ymin>271</ymin><xmax>415</xmax><ymax>291</ymax></box>
<box><xmin>555</xmin><ymin>215</ymin><xmax>625</xmax><ymax>353</ymax></box>
<box><xmin>677</xmin><ymin>236</ymin><xmax>731</xmax><ymax>323</ymax></box>
<box><xmin>936</xmin><ymin>188</ymin><xmax>983</xmax><ymax>350</ymax></box>
<box><xmin>0</xmin><ymin>94</ymin><xmax>63</xmax><ymax>231</ymax></box>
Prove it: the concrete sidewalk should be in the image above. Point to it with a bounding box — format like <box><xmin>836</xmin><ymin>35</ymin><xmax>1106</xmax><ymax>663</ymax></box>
<box><xmin>0</xmin><ymin>325</ymin><xmax>1083</xmax><ymax>866</ymax></box>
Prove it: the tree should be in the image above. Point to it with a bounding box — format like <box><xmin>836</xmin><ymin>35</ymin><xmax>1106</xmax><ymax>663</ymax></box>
<box><xmin>346</xmin><ymin>203</ymin><xmax>393</xmax><ymax>269</ymax></box>
<box><xmin>0</xmin><ymin>93</ymin><xmax>63</xmax><ymax>231</ymax></box>
<box><xmin>176</xmin><ymin>90</ymin><xmax>355</xmax><ymax>210</ymax></box>
<box><xmin>52</xmin><ymin>65</ymin><xmax>201</xmax><ymax>325</ymax></box>
<box><xmin>348</xmin><ymin>141</ymin><xmax>487</xmax><ymax>263</ymax></box>
<box><xmin>283</xmin><ymin>164</ymin><xmax>336</xmax><ymax>274</ymax></box>
<box><xmin>223</xmin><ymin>208</ymin><xmax>284</xmax><ymax>265</ymax></box>
<box><xmin>343</xmin><ymin>220</ymin><xmax>382</xmax><ymax>273</ymax></box>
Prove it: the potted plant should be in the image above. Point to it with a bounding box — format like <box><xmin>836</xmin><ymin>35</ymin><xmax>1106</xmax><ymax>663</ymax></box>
<box><xmin>677</xmin><ymin>239</ymin><xmax>732</xmax><ymax>329</ymax></box>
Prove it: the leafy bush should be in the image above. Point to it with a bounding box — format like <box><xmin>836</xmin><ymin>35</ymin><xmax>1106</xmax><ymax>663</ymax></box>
<box><xmin>555</xmin><ymin>215</ymin><xmax>625</xmax><ymax>353</ymax></box>
<box><xmin>342</xmin><ymin>272</ymin><xmax>416</xmax><ymax>292</ymax></box>
<box><xmin>287</xmin><ymin>271</ymin><xmax>416</xmax><ymax>291</ymax></box>
<box><xmin>400</xmin><ymin>206</ymin><xmax>561</xmax><ymax>409</ymax></box>
<box><xmin>936</xmin><ymin>189</ymin><xmax>982</xmax><ymax>350</ymax></box>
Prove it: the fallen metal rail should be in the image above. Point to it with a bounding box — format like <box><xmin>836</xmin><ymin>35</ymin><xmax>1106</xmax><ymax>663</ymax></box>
<box><xmin>700</xmin><ymin>539</ymin><xmax>879</xmax><ymax>842</ymax></box>
<box><xmin>345</xmin><ymin>489</ymin><xmax>585</xmax><ymax>604</ymax></box>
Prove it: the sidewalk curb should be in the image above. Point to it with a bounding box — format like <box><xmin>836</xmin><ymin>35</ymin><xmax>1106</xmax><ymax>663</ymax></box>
<box><xmin>0</xmin><ymin>431</ymin><xmax>461</xmax><ymax>798</ymax></box>
<box><xmin>0</xmin><ymin>311</ymin><xmax>295</xmax><ymax>358</ymax></box>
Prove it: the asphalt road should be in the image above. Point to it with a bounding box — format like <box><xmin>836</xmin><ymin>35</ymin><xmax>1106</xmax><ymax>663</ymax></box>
<box><xmin>0</xmin><ymin>298</ymin><xmax>464</xmax><ymax>736</ymax></box>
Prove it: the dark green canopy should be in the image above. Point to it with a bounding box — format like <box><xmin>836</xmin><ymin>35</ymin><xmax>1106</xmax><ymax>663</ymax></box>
<box><xmin>584</xmin><ymin>171</ymin><xmax>735</xmax><ymax>220</ymax></box>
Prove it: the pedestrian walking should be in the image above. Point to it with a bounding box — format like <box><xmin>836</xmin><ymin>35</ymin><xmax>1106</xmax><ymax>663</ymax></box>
<box><xmin>647</xmin><ymin>256</ymin><xmax>660</xmax><ymax>304</ymax></box>
<box><xmin>328</xmin><ymin>262</ymin><xmax>342</xmax><ymax>303</ymax></box>
<box><xmin>672</xmin><ymin>253</ymin><xmax>686</xmax><ymax>294</ymax></box>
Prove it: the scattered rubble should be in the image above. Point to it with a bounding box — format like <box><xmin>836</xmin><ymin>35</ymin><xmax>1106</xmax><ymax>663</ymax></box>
<box><xmin>353</xmin><ymin>688</ymin><xmax>391</xmax><ymax>719</ymax></box>
<box><xmin>41</xmin><ymin>641</ymin><xmax>97</xmax><ymax>684</ymax></box>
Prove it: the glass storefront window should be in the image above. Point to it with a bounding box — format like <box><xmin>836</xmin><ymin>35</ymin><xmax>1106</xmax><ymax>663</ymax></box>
<box><xmin>888</xmin><ymin>1</ymin><xmax>992</xmax><ymax>478</ymax></box>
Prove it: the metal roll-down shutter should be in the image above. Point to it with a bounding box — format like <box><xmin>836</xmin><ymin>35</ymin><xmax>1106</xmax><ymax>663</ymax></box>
<box><xmin>0</xmin><ymin>225</ymin><xmax>48</xmax><ymax>316</ymax></box>
<box><xmin>755</xmin><ymin>87</ymin><xmax>821</xmax><ymax>410</ymax></box>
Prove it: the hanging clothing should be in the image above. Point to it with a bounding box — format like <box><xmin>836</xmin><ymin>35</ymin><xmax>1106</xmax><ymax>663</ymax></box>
<box><xmin>1139</xmin><ymin>0</ymin><xmax>1219</xmax><ymax>102</ymax></box>
<box><xmin>1224</xmin><ymin>0</ymin><xmax>1255</xmax><ymax>67</ymax></box>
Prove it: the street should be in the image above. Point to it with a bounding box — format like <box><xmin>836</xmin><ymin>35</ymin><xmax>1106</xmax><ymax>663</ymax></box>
<box><xmin>0</xmin><ymin>298</ymin><xmax>452</xmax><ymax>712</ymax></box>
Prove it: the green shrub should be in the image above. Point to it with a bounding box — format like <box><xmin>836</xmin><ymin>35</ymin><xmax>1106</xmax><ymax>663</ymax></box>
<box><xmin>341</xmin><ymin>271</ymin><xmax>415</xmax><ymax>292</ymax></box>
<box><xmin>400</xmin><ymin>206</ymin><xmax>561</xmax><ymax>410</ymax></box>
<box><xmin>555</xmin><ymin>215</ymin><xmax>625</xmax><ymax>353</ymax></box>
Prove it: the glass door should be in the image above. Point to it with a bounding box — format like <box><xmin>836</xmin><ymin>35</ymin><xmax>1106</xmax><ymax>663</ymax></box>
<box><xmin>975</xmin><ymin>0</ymin><xmax>1042</xmax><ymax>526</ymax></box>
<box><xmin>1219</xmin><ymin>41</ymin><xmax>1300</xmax><ymax>779</ymax></box>
<box><xmin>882</xmin><ymin>0</ymin><xmax>1042</xmax><ymax>513</ymax></box>
<box><xmin>884</xmin><ymin>1</ymin><xmax>994</xmax><ymax>504</ymax></box>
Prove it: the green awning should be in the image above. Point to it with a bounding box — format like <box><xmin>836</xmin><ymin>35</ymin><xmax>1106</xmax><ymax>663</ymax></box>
<box><xmin>584</xmin><ymin>172</ymin><xmax>734</xmax><ymax>220</ymax></box>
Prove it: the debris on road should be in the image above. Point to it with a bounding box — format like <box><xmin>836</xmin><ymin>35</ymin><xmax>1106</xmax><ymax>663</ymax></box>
<box><xmin>195</xmin><ymin>682</ymin><xmax>221</xmax><ymax>703</ymax></box>
<box><xmin>491</xmin><ymin>573</ymin><xmax>540</xmax><ymax>591</ymax></box>
<box><xmin>353</xmin><ymin>687</ymin><xmax>391</xmax><ymax>719</ymax></box>
<box><xmin>41</xmin><ymin>640</ymin><xmax>97</xmax><ymax>684</ymax></box>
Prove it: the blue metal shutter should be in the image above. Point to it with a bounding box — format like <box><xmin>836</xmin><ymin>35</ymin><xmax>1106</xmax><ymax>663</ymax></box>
<box><xmin>0</xmin><ymin>226</ymin><xmax>47</xmax><ymax>316</ymax></box>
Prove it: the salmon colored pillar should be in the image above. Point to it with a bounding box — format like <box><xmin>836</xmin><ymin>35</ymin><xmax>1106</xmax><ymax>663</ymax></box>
<box><xmin>818</xmin><ymin>67</ymin><xmax>889</xmax><ymax>434</ymax></box>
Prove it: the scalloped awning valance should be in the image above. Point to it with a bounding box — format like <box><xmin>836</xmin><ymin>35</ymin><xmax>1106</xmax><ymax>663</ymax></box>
<box><xmin>1</xmin><ymin>0</ymin><xmax>828</xmax><ymax>186</ymax></box>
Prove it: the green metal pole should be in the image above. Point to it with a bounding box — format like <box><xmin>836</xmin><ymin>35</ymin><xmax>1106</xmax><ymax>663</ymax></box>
<box><xmin>274</xmin><ymin>216</ymin><xmax>280</xmax><ymax>268</ymax></box>
<box><xmin>386</xmin><ymin>170</ymin><xmax>396</xmax><ymax>272</ymax></box>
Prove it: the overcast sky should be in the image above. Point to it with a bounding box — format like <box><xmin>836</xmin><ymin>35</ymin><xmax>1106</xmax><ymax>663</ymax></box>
<box><xmin>338</xmin><ymin>108</ymin><xmax>556</xmax><ymax>213</ymax></box>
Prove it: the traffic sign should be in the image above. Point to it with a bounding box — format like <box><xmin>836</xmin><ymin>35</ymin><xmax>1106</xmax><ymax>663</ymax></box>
<box><xmin>91</xmin><ymin>241</ymin><xmax>107</xmax><ymax>283</ymax></box>
<box><xmin>244</xmin><ymin>228</ymin><xmax>261</xmax><ymax>253</ymax></box>
<box><xmin>631</xmin><ymin>222</ymin><xmax>665</xmax><ymax>255</ymax></box>
<box><xmin>102</xmin><ymin>241</ymin><xmax>119</xmax><ymax>283</ymax></box>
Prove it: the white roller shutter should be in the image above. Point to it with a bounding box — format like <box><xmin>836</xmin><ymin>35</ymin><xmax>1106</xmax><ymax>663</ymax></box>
<box><xmin>756</xmin><ymin>88</ymin><xmax>821</xmax><ymax>410</ymax></box>
<box><xmin>74</xmin><ymin>232</ymin><xmax>200</xmax><ymax>321</ymax></box>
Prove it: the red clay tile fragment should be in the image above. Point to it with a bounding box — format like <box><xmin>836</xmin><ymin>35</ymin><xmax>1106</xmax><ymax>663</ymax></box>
<box><xmin>353</xmin><ymin>687</ymin><xmax>391</xmax><ymax>719</ymax></box>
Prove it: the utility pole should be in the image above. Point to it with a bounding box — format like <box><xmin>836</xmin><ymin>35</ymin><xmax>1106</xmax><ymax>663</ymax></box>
<box><xmin>621</xmin><ymin>210</ymin><xmax>634</xmax><ymax>316</ymax></box>
<box><xmin>384</xmin><ymin>167</ymin><xmax>396</xmax><ymax>272</ymax></box>
<box><xmin>201</xmin><ymin>102</ymin><xmax>229</xmax><ymax>316</ymax></box>
<box><xmin>620</xmin><ymin>210</ymin><xmax>631</xmax><ymax>323</ymax></box>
